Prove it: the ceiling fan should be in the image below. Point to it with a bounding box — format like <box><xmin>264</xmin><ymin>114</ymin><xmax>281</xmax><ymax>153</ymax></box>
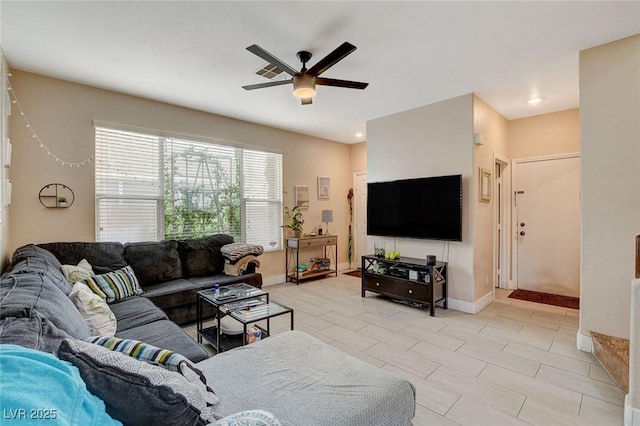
<box><xmin>242</xmin><ymin>42</ymin><xmax>369</xmax><ymax>105</ymax></box>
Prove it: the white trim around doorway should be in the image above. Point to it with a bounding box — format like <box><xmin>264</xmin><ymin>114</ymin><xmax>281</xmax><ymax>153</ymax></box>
<box><xmin>494</xmin><ymin>153</ymin><xmax>512</xmax><ymax>290</ymax></box>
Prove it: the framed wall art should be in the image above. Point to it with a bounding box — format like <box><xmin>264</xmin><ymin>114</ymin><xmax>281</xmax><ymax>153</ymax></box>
<box><xmin>636</xmin><ymin>234</ymin><xmax>640</xmax><ymax>279</ymax></box>
<box><xmin>317</xmin><ymin>177</ymin><xmax>330</xmax><ymax>199</ymax></box>
<box><xmin>479</xmin><ymin>167</ymin><xmax>491</xmax><ymax>202</ymax></box>
<box><xmin>295</xmin><ymin>185</ymin><xmax>309</xmax><ymax>208</ymax></box>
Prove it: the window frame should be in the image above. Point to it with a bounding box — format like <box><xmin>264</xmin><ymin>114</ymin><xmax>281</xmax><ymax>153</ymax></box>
<box><xmin>93</xmin><ymin>120</ymin><xmax>283</xmax><ymax>251</ymax></box>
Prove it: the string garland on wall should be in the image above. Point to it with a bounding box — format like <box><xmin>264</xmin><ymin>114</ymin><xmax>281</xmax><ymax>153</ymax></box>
<box><xmin>6</xmin><ymin>73</ymin><xmax>93</xmax><ymax>168</ymax></box>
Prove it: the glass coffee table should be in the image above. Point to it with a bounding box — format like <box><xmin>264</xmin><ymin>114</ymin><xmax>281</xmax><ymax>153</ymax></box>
<box><xmin>196</xmin><ymin>282</ymin><xmax>294</xmax><ymax>353</ymax></box>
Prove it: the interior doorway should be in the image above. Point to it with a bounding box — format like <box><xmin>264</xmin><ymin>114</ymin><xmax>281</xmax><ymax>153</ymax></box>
<box><xmin>513</xmin><ymin>154</ymin><xmax>581</xmax><ymax>297</ymax></box>
<box><xmin>354</xmin><ymin>171</ymin><xmax>367</xmax><ymax>268</ymax></box>
<box><xmin>494</xmin><ymin>155</ymin><xmax>510</xmax><ymax>289</ymax></box>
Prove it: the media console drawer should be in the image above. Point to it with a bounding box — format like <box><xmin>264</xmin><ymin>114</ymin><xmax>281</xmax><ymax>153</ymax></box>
<box><xmin>364</xmin><ymin>275</ymin><xmax>395</xmax><ymax>294</ymax></box>
<box><xmin>394</xmin><ymin>281</ymin><xmax>429</xmax><ymax>301</ymax></box>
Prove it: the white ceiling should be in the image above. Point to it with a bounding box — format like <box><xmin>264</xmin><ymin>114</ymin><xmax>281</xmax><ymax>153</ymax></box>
<box><xmin>2</xmin><ymin>1</ymin><xmax>639</xmax><ymax>144</ymax></box>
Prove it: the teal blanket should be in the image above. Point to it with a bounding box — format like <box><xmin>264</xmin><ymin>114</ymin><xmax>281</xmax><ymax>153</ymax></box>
<box><xmin>0</xmin><ymin>344</ymin><xmax>120</xmax><ymax>425</ymax></box>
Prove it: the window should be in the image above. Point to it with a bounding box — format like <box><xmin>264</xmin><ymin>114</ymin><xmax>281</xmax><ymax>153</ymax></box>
<box><xmin>95</xmin><ymin>125</ymin><xmax>282</xmax><ymax>251</ymax></box>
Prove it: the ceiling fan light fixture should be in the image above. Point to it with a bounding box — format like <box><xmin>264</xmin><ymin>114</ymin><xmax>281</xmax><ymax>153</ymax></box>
<box><xmin>293</xmin><ymin>74</ymin><xmax>316</xmax><ymax>99</ymax></box>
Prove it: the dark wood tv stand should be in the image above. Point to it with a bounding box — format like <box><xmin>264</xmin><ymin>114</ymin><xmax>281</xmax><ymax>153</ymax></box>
<box><xmin>361</xmin><ymin>255</ymin><xmax>447</xmax><ymax>316</ymax></box>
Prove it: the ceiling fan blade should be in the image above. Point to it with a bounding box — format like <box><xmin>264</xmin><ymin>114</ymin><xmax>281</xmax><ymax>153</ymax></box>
<box><xmin>242</xmin><ymin>79</ymin><xmax>293</xmax><ymax>90</ymax></box>
<box><xmin>307</xmin><ymin>42</ymin><xmax>357</xmax><ymax>77</ymax></box>
<box><xmin>246</xmin><ymin>45</ymin><xmax>299</xmax><ymax>76</ymax></box>
<box><xmin>301</xmin><ymin>97</ymin><xmax>313</xmax><ymax>105</ymax></box>
<box><xmin>316</xmin><ymin>77</ymin><xmax>369</xmax><ymax>90</ymax></box>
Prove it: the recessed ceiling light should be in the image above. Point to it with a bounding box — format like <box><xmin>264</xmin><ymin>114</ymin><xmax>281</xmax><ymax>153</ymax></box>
<box><xmin>525</xmin><ymin>96</ymin><xmax>543</xmax><ymax>105</ymax></box>
<box><xmin>355</xmin><ymin>132</ymin><xmax>364</xmax><ymax>138</ymax></box>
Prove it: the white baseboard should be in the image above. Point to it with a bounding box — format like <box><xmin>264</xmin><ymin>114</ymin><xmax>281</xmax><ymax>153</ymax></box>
<box><xmin>448</xmin><ymin>291</ymin><xmax>495</xmax><ymax>314</ymax></box>
<box><xmin>337</xmin><ymin>262</ymin><xmax>351</xmax><ymax>272</ymax></box>
<box><xmin>577</xmin><ymin>331</ymin><xmax>593</xmax><ymax>353</ymax></box>
<box><xmin>624</xmin><ymin>394</ymin><xmax>640</xmax><ymax>426</ymax></box>
<box><xmin>262</xmin><ymin>274</ymin><xmax>286</xmax><ymax>287</ymax></box>
<box><xmin>264</xmin><ymin>272</ymin><xmax>496</xmax><ymax>316</ymax></box>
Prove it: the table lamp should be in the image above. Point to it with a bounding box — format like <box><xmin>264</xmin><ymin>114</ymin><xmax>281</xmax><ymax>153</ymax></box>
<box><xmin>322</xmin><ymin>210</ymin><xmax>333</xmax><ymax>235</ymax></box>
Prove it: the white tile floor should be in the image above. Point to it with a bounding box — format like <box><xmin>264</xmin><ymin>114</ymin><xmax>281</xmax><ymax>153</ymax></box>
<box><xmin>185</xmin><ymin>274</ymin><xmax>625</xmax><ymax>426</ymax></box>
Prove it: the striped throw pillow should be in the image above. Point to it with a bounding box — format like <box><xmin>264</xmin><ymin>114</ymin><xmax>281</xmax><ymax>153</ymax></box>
<box><xmin>81</xmin><ymin>265</ymin><xmax>143</xmax><ymax>303</ymax></box>
<box><xmin>87</xmin><ymin>335</ymin><xmax>184</xmax><ymax>370</ymax></box>
<box><xmin>86</xmin><ymin>336</ymin><xmax>219</xmax><ymax>405</ymax></box>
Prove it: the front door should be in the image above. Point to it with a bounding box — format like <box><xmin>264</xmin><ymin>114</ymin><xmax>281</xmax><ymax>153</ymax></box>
<box><xmin>515</xmin><ymin>155</ymin><xmax>580</xmax><ymax>297</ymax></box>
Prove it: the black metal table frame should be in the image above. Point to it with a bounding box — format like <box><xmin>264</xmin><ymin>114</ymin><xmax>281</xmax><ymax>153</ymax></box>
<box><xmin>196</xmin><ymin>287</ymin><xmax>294</xmax><ymax>352</ymax></box>
<box><xmin>235</xmin><ymin>306</ymin><xmax>295</xmax><ymax>346</ymax></box>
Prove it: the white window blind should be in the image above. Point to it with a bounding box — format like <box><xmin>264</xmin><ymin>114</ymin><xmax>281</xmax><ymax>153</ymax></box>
<box><xmin>95</xmin><ymin>128</ymin><xmax>162</xmax><ymax>242</ymax></box>
<box><xmin>95</xmin><ymin>125</ymin><xmax>282</xmax><ymax>251</ymax></box>
<box><xmin>243</xmin><ymin>150</ymin><xmax>283</xmax><ymax>250</ymax></box>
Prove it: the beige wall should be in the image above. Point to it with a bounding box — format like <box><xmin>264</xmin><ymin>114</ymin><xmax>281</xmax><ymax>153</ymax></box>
<box><xmin>472</xmin><ymin>95</ymin><xmax>509</xmax><ymax>301</ymax></box>
<box><xmin>349</xmin><ymin>142</ymin><xmax>367</xmax><ymax>175</ymax></box>
<box><xmin>365</xmin><ymin>93</ymin><xmax>515</xmax><ymax>310</ymax></box>
<box><xmin>364</xmin><ymin>95</ymin><xmax>578</xmax><ymax>310</ymax></box>
<box><xmin>579</xmin><ymin>34</ymin><xmax>640</xmax><ymax>341</ymax></box>
<box><xmin>367</xmin><ymin>94</ymin><xmax>476</xmax><ymax>307</ymax></box>
<box><xmin>8</xmin><ymin>70</ymin><xmax>353</xmax><ymax>283</ymax></box>
<box><xmin>509</xmin><ymin>109</ymin><xmax>580</xmax><ymax>159</ymax></box>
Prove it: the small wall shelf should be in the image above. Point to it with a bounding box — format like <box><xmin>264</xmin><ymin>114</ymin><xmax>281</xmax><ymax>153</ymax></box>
<box><xmin>39</xmin><ymin>183</ymin><xmax>74</xmax><ymax>208</ymax></box>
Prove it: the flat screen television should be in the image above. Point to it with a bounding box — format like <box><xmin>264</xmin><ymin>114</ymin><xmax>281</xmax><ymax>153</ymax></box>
<box><xmin>367</xmin><ymin>174</ymin><xmax>462</xmax><ymax>241</ymax></box>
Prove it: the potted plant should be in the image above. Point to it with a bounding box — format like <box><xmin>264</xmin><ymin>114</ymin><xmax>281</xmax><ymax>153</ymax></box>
<box><xmin>57</xmin><ymin>196</ymin><xmax>68</xmax><ymax>207</ymax></box>
<box><xmin>282</xmin><ymin>206</ymin><xmax>304</xmax><ymax>238</ymax></box>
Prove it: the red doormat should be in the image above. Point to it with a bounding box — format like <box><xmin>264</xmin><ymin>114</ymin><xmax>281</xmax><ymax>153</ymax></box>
<box><xmin>508</xmin><ymin>289</ymin><xmax>579</xmax><ymax>310</ymax></box>
<box><xmin>343</xmin><ymin>269</ymin><xmax>361</xmax><ymax>278</ymax></box>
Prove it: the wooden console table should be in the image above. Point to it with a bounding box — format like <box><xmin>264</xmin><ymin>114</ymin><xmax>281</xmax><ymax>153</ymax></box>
<box><xmin>285</xmin><ymin>235</ymin><xmax>338</xmax><ymax>284</ymax></box>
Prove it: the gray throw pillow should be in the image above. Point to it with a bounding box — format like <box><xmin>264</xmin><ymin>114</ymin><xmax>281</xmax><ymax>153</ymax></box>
<box><xmin>58</xmin><ymin>339</ymin><xmax>212</xmax><ymax>426</ymax></box>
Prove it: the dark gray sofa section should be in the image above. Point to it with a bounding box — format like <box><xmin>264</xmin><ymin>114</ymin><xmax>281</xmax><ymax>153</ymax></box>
<box><xmin>1</xmin><ymin>245</ymin><xmax>209</xmax><ymax>362</ymax></box>
<box><xmin>110</xmin><ymin>297</ymin><xmax>168</xmax><ymax>332</ymax></box>
<box><xmin>36</xmin><ymin>241</ymin><xmax>127</xmax><ymax>274</ymax></box>
<box><xmin>38</xmin><ymin>234</ymin><xmax>263</xmax><ymax>325</ymax></box>
<box><xmin>123</xmin><ymin>240</ymin><xmax>183</xmax><ymax>286</ymax></box>
<box><xmin>0</xmin><ymin>272</ymin><xmax>91</xmax><ymax>340</ymax></box>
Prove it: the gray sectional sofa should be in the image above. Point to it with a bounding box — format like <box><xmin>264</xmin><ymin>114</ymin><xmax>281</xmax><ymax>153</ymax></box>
<box><xmin>0</xmin><ymin>243</ymin><xmax>209</xmax><ymax>362</ymax></box>
<box><xmin>0</xmin><ymin>234</ymin><xmax>262</xmax><ymax>362</ymax></box>
<box><xmin>0</xmin><ymin>238</ymin><xmax>416</xmax><ymax>425</ymax></box>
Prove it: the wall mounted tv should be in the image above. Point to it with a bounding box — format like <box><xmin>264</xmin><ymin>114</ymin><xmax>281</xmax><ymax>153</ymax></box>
<box><xmin>367</xmin><ymin>174</ymin><xmax>462</xmax><ymax>241</ymax></box>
